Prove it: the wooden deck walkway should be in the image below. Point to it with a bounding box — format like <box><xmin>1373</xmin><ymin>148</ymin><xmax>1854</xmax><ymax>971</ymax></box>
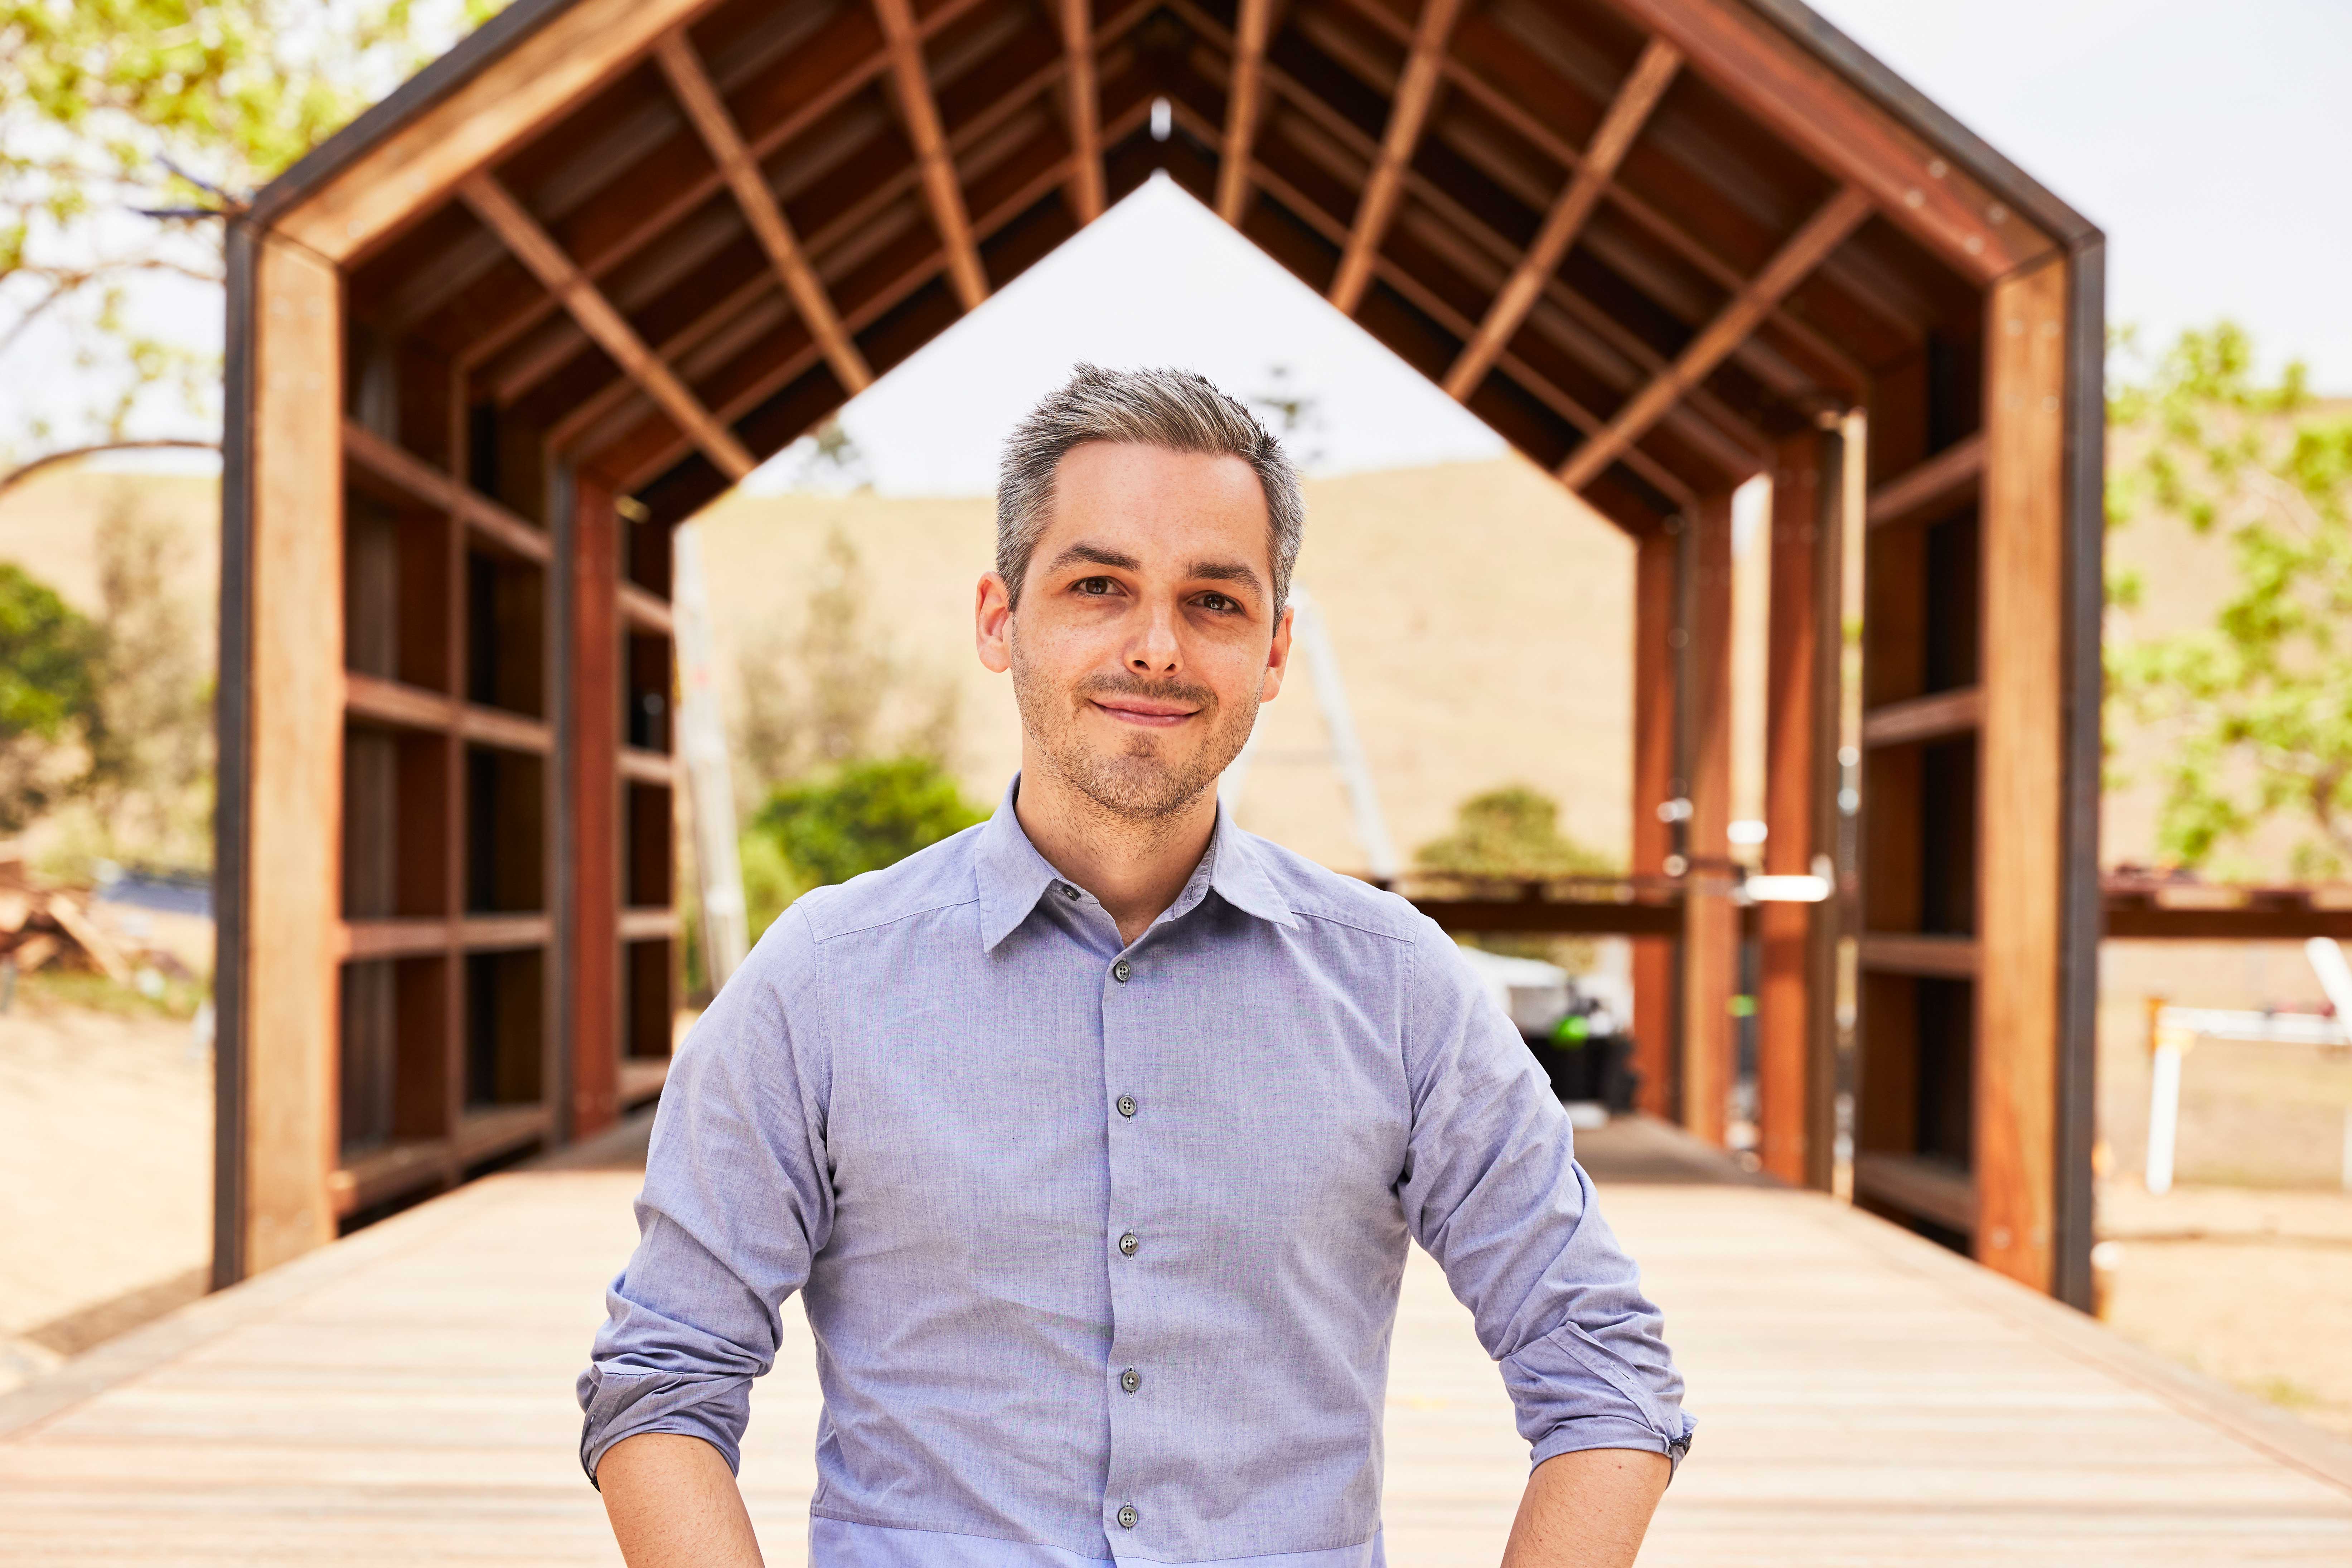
<box><xmin>5</xmin><ymin>1117</ymin><xmax>2351</xmax><ymax>1565</ymax></box>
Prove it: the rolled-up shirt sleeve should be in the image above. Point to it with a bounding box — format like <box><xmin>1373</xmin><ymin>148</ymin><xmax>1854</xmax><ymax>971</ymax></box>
<box><xmin>577</xmin><ymin>906</ymin><xmax>834</xmax><ymax>1485</ymax></box>
<box><xmin>1395</xmin><ymin>921</ymin><xmax>1694</xmax><ymax>1472</ymax></box>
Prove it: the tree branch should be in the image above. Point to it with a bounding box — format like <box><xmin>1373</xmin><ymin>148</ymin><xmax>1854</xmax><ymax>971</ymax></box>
<box><xmin>0</xmin><ymin>439</ymin><xmax>218</xmax><ymax>500</ymax></box>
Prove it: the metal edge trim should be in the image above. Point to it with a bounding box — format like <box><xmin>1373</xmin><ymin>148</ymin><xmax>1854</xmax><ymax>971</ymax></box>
<box><xmin>210</xmin><ymin>220</ymin><xmax>258</xmax><ymax>1291</ymax></box>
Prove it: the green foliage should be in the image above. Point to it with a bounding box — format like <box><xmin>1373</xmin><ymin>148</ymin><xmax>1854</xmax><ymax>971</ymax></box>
<box><xmin>2106</xmin><ymin>323</ymin><xmax>2352</xmax><ymax>876</ymax></box>
<box><xmin>1414</xmin><ymin>784</ymin><xmax>1615</xmax><ymax>877</ymax></box>
<box><xmin>0</xmin><ymin>1</ymin><xmax>499</xmax><ymax>476</ymax></box>
<box><xmin>0</xmin><ymin>560</ymin><xmax>104</xmax><ymax>829</ymax></box>
<box><xmin>740</xmin><ymin>756</ymin><xmax>984</xmax><ymax>935</ymax></box>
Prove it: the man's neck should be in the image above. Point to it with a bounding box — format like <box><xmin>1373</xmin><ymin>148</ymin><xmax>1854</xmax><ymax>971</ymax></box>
<box><xmin>1013</xmin><ymin>756</ymin><xmax>1218</xmax><ymax>946</ymax></box>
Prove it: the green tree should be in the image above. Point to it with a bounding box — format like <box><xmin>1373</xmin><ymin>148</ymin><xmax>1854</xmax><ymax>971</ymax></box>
<box><xmin>740</xmin><ymin>756</ymin><xmax>984</xmax><ymax>935</ymax></box>
<box><xmin>2106</xmin><ymin>323</ymin><xmax>2352</xmax><ymax>877</ymax></box>
<box><xmin>0</xmin><ymin>0</ymin><xmax>498</xmax><ymax>490</ymax></box>
<box><xmin>1414</xmin><ymin>784</ymin><xmax>1614</xmax><ymax>877</ymax></box>
<box><xmin>0</xmin><ymin>562</ymin><xmax>104</xmax><ymax>829</ymax></box>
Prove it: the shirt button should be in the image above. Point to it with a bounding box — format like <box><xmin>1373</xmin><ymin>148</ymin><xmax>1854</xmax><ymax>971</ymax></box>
<box><xmin>1118</xmin><ymin>1231</ymin><xmax>1139</xmax><ymax>1257</ymax></box>
<box><xmin>1117</xmin><ymin>1505</ymin><xmax>1138</xmax><ymax>1530</ymax></box>
<box><xmin>1120</xmin><ymin>1367</ymin><xmax>1142</xmax><ymax>1394</ymax></box>
<box><xmin>1115</xmin><ymin>1094</ymin><xmax>1137</xmax><ymax>1118</ymax></box>
<box><xmin>1112</xmin><ymin>959</ymin><xmax>1132</xmax><ymax>983</ymax></box>
<box><xmin>1060</xmin><ymin>882</ymin><xmax>1079</xmax><ymax>900</ymax></box>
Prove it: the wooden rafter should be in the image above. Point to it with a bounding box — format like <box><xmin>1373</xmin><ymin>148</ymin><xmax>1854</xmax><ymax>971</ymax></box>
<box><xmin>654</xmin><ymin>32</ymin><xmax>876</xmax><ymax>395</ymax></box>
<box><xmin>1246</xmin><ymin>0</ymin><xmax>1867</xmax><ymax>392</ymax></box>
<box><xmin>1215</xmin><ymin>0</ymin><xmax>1273</xmax><ymax>223</ymax></box>
<box><xmin>1558</xmin><ymin>186</ymin><xmax>1871</xmax><ymax>492</ymax></box>
<box><xmin>460</xmin><ymin>171</ymin><xmax>757</xmax><ymax>481</ymax></box>
<box><xmin>606</xmin><ymin>150</ymin><xmax>1083</xmax><ymax>490</ymax></box>
<box><xmin>1176</xmin><ymin>100</ymin><xmax>1699</xmax><ymax>510</ymax></box>
<box><xmin>1327</xmin><ymin>0</ymin><xmax>1465</xmax><ymax>315</ymax></box>
<box><xmin>872</xmin><ymin>0</ymin><xmax>989</xmax><ymax>311</ymax></box>
<box><xmin>1058</xmin><ymin>0</ymin><xmax>1105</xmax><ymax>222</ymax></box>
<box><xmin>1442</xmin><ymin>39</ymin><xmax>1680</xmax><ymax>399</ymax></box>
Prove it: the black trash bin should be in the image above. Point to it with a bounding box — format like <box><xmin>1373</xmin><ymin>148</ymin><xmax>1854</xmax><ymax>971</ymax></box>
<box><xmin>1521</xmin><ymin>1010</ymin><xmax>1639</xmax><ymax>1113</ymax></box>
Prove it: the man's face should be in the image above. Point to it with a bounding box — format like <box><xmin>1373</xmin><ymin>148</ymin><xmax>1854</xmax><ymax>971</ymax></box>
<box><xmin>976</xmin><ymin>441</ymin><xmax>1292</xmax><ymax>820</ymax></box>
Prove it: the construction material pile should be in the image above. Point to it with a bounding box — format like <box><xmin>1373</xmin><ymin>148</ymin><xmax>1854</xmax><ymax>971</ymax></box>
<box><xmin>0</xmin><ymin>848</ymin><xmax>137</xmax><ymax>986</ymax></box>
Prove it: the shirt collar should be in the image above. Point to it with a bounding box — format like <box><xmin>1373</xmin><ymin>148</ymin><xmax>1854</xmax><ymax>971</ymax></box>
<box><xmin>974</xmin><ymin>776</ymin><xmax>1298</xmax><ymax>950</ymax></box>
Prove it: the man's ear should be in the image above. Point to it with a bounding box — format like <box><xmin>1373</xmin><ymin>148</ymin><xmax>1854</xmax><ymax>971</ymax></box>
<box><xmin>1260</xmin><ymin>601</ymin><xmax>1295</xmax><ymax>702</ymax></box>
<box><xmin>975</xmin><ymin>571</ymin><xmax>1014</xmax><ymax>674</ymax></box>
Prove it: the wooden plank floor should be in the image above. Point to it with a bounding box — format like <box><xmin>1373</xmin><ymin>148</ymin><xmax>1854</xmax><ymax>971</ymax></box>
<box><xmin>4</xmin><ymin>1119</ymin><xmax>2350</xmax><ymax>1565</ymax></box>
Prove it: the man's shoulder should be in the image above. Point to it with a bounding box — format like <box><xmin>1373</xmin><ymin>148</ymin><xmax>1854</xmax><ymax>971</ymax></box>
<box><xmin>1234</xmin><ymin>829</ymin><xmax>1434</xmax><ymax>947</ymax></box>
<box><xmin>789</xmin><ymin>824</ymin><xmax>986</xmax><ymax>945</ymax></box>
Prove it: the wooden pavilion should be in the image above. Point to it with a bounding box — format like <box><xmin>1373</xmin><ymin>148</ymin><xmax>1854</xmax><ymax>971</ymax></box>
<box><xmin>214</xmin><ymin>0</ymin><xmax>2104</xmax><ymax>1306</ymax></box>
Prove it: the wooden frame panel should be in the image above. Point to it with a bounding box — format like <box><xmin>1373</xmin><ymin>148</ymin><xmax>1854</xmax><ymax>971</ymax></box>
<box><xmin>1758</xmin><ymin>424</ymin><xmax>1838</xmax><ymax>1188</ymax></box>
<box><xmin>567</xmin><ymin>473</ymin><xmax>624</xmax><ymax>1137</ymax></box>
<box><xmin>1630</xmin><ymin>522</ymin><xmax>1679</xmax><ymax>1119</ymax></box>
<box><xmin>1680</xmin><ymin>490</ymin><xmax>1735</xmax><ymax>1142</ymax></box>
<box><xmin>1976</xmin><ymin>255</ymin><xmax>2068</xmax><ymax>1291</ymax></box>
<box><xmin>242</xmin><ymin>235</ymin><xmax>347</xmax><ymax>1271</ymax></box>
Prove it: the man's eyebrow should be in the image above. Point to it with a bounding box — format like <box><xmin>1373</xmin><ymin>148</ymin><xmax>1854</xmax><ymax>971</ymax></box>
<box><xmin>1045</xmin><ymin>542</ymin><xmax>1143</xmax><ymax>574</ymax></box>
<box><xmin>1186</xmin><ymin>559</ymin><xmax>1265</xmax><ymax>594</ymax></box>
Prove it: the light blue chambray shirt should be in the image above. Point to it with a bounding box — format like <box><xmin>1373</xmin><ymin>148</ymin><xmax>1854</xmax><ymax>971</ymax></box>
<box><xmin>580</xmin><ymin>781</ymin><xmax>1692</xmax><ymax>1566</ymax></box>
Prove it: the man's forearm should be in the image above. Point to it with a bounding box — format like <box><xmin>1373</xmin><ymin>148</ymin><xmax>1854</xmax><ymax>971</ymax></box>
<box><xmin>597</xmin><ymin>1432</ymin><xmax>766</xmax><ymax>1568</ymax></box>
<box><xmin>1500</xmin><ymin>1446</ymin><xmax>1670</xmax><ymax>1568</ymax></box>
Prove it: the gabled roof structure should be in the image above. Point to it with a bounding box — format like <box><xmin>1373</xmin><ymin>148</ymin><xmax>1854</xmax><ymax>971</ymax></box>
<box><xmin>216</xmin><ymin>0</ymin><xmax>2105</xmax><ymax>1311</ymax></box>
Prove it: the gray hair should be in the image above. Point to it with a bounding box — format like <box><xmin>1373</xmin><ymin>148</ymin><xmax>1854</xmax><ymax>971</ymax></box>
<box><xmin>995</xmin><ymin>363</ymin><xmax>1304</xmax><ymax>611</ymax></box>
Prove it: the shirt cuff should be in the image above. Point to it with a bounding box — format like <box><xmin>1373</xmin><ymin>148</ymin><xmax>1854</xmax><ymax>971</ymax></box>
<box><xmin>1530</xmin><ymin>1413</ymin><xmax>1696</xmax><ymax>1477</ymax></box>
<box><xmin>577</xmin><ymin>1364</ymin><xmax>754</xmax><ymax>1487</ymax></box>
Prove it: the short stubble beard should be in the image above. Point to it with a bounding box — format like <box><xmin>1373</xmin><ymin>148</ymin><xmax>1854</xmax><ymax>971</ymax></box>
<box><xmin>1008</xmin><ymin>628</ymin><xmax>1261</xmax><ymax>824</ymax></box>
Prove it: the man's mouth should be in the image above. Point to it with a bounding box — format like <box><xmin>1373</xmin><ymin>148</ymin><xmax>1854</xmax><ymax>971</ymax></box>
<box><xmin>1088</xmin><ymin>696</ymin><xmax>1200</xmax><ymax>729</ymax></box>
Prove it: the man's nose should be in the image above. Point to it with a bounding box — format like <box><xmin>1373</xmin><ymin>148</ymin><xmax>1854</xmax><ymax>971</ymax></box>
<box><xmin>1128</xmin><ymin>604</ymin><xmax>1180</xmax><ymax>675</ymax></box>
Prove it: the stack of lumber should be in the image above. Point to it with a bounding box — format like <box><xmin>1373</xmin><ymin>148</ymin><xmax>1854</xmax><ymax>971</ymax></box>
<box><xmin>0</xmin><ymin>850</ymin><xmax>133</xmax><ymax>983</ymax></box>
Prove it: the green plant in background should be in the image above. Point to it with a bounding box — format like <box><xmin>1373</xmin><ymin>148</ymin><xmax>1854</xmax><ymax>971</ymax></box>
<box><xmin>0</xmin><ymin>561</ymin><xmax>105</xmax><ymax>830</ymax></box>
<box><xmin>739</xmin><ymin>756</ymin><xmax>984</xmax><ymax>937</ymax></box>
<box><xmin>1417</xmin><ymin>783</ymin><xmax>1614</xmax><ymax>968</ymax></box>
<box><xmin>0</xmin><ymin>0</ymin><xmax>507</xmax><ymax>490</ymax></box>
<box><xmin>1414</xmin><ymin>783</ymin><xmax>1616</xmax><ymax>878</ymax></box>
<box><xmin>2107</xmin><ymin>323</ymin><xmax>2352</xmax><ymax>877</ymax></box>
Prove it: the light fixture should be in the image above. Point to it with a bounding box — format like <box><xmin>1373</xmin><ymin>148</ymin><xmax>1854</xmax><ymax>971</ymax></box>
<box><xmin>1745</xmin><ymin>874</ymin><xmax>1831</xmax><ymax>903</ymax></box>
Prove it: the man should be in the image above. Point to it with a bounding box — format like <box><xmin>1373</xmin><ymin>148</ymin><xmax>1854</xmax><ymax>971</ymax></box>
<box><xmin>580</xmin><ymin>365</ymin><xmax>1692</xmax><ymax>1567</ymax></box>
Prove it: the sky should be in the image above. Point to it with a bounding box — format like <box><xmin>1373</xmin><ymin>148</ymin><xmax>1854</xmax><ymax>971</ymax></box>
<box><xmin>30</xmin><ymin>0</ymin><xmax>2351</xmax><ymax>495</ymax></box>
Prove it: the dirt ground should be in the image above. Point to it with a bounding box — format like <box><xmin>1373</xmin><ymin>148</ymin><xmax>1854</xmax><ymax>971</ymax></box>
<box><xmin>2097</xmin><ymin>1180</ymin><xmax>2352</xmax><ymax>1439</ymax></box>
<box><xmin>0</xmin><ymin>994</ymin><xmax>210</xmax><ymax>1394</ymax></box>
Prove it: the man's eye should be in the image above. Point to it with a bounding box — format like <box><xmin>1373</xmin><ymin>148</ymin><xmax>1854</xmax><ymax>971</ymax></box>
<box><xmin>1074</xmin><ymin>576</ymin><xmax>1116</xmax><ymax>595</ymax></box>
<box><xmin>1198</xmin><ymin>592</ymin><xmax>1238</xmax><ymax>613</ymax></box>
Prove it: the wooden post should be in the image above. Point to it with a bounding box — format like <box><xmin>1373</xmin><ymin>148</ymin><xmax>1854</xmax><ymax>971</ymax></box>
<box><xmin>568</xmin><ymin>474</ymin><xmax>622</xmax><ymax>1138</ymax></box>
<box><xmin>240</xmin><ymin>233</ymin><xmax>345</xmax><ymax>1272</ymax></box>
<box><xmin>1758</xmin><ymin>427</ymin><xmax>1840</xmax><ymax>1187</ymax></box>
<box><xmin>1977</xmin><ymin>257</ymin><xmax>2070</xmax><ymax>1290</ymax></box>
<box><xmin>1681</xmin><ymin>492</ymin><xmax>1736</xmax><ymax>1142</ymax></box>
<box><xmin>1629</xmin><ymin>522</ymin><xmax>1679</xmax><ymax>1120</ymax></box>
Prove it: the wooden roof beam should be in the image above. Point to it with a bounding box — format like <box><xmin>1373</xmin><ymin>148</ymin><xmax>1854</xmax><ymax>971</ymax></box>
<box><xmin>1327</xmin><ymin>0</ymin><xmax>1467</xmax><ymax>315</ymax></box>
<box><xmin>1224</xmin><ymin>137</ymin><xmax>1702</xmax><ymax>508</ymax></box>
<box><xmin>1311</xmin><ymin>0</ymin><xmax>1869</xmax><ymax>392</ymax></box>
<box><xmin>872</xmin><ymin>0</ymin><xmax>989</xmax><ymax>311</ymax></box>
<box><xmin>1059</xmin><ymin>0</ymin><xmax>1106</xmax><ymax>222</ymax></box>
<box><xmin>460</xmin><ymin>171</ymin><xmax>757</xmax><ymax>481</ymax></box>
<box><xmin>1215</xmin><ymin>0</ymin><xmax>1273</xmax><ymax>223</ymax></box>
<box><xmin>1243</xmin><ymin>48</ymin><xmax>1772</xmax><ymax>468</ymax></box>
<box><xmin>655</xmin><ymin>32</ymin><xmax>876</xmax><ymax>396</ymax></box>
<box><xmin>1559</xmin><ymin>185</ymin><xmax>1871</xmax><ymax>492</ymax></box>
<box><xmin>1443</xmin><ymin>38</ymin><xmax>1680</xmax><ymax>400</ymax></box>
